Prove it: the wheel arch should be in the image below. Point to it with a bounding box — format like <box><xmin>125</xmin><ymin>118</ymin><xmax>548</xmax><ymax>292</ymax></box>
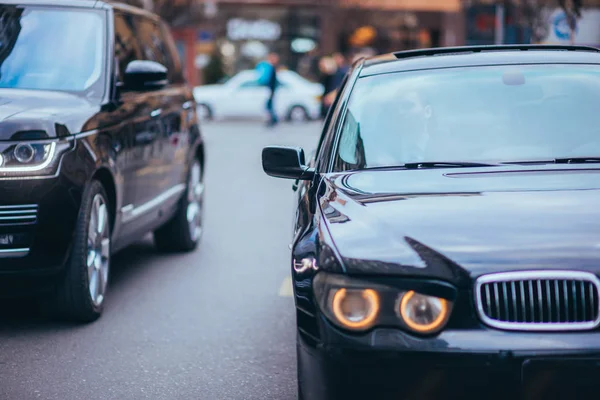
<box><xmin>195</xmin><ymin>142</ymin><xmax>205</xmax><ymax>178</ymax></box>
<box><xmin>197</xmin><ymin>102</ymin><xmax>214</xmax><ymax>120</ymax></box>
<box><xmin>91</xmin><ymin>167</ymin><xmax>117</xmax><ymax>232</ymax></box>
<box><xmin>287</xmin><ymin>104</ymin><xmax>309</xmax><ymax>121</ymax></box>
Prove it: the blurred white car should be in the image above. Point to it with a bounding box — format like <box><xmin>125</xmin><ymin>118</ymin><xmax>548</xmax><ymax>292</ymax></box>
<box><xmin>193</xmin><ymin>70</ymin><xmax>323</xmax><ymax>122</ymax></box>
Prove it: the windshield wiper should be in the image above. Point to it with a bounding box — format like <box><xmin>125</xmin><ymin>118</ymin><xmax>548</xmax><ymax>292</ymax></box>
<box><xmin>504</xmin><ymin>157</ymin><xmax>600</xmax><ymax>165</ymax></box>
<box><xmin>554</xmin><ymin>157</ymin><xmax>600</xmax><ymax>164</ymax></box>
<box><xmin>402</xmin><ymin>161</ymin><xmax>500</xmax><ymax>169</ymax></box>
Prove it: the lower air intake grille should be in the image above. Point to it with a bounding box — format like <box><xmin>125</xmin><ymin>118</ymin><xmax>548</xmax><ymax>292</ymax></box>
<box><xmin>475</xmin><ymin>271</ymin><xmax>600</xmax><ymax>331</ymax></box>
<box><xmin>0</xmin><ymin>204</ymin><xmax>38</xmax><ymax>225</ymax></box>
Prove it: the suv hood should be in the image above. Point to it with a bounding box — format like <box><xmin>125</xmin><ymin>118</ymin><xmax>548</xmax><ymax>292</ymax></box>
<box><xmin>320</xmin><ymin>167</ymin><xmax>600</xmax><ymax>286</ymax></box>
<box><xmin>0</xmin><ymin>89</ymin><xmax>100</xmax><ymax>140</ymax></box>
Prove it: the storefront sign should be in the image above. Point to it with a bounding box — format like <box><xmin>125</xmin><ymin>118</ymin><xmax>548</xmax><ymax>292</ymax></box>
<box><xmin>227</xmin><ymin>18</ymin><xmax>281</xmax><ymax>41</ymax></box>
<box><xmin>539</xmin><ymin>8</ymin><xmax>600</xmax><ymax>47</ymax></box>
<box><xmin>197</xmin><ymin>30</ymin><xmax>215</xmax><ymax>42</ymax></box>
<box><xmin>241</xmin><ymin>41</ymin><xmax>269</xmax><ymax>58</ymax></box>
<box><xmin>340</xmin><ymin>0</ymin><xmax>460</xmax><ymax>12</ymax></box>
<box><xmin>194</xmin><ymin>54</ymin><xmax>210</xmax><ymax>69</ymax></box>
<box><xmin>291</xmin><ymin>38</ymin><xmax>317</xmax><ymax>53</ymax></box>
<box><xmin>466</xmin><ymin>5</ymin><xmax>496</xmax><ymax>44</ymax></box>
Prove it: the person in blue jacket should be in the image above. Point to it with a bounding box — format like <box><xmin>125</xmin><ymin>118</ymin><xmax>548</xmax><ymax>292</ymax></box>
<box><xmin>257</xmin><ymin>53</ymin><xmax>280</xmax><ymax>127</ymax></box>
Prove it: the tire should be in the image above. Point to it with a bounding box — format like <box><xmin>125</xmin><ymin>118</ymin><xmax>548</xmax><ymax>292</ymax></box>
<box><xmin>287</xmin><ymin>105</ymin><xmax>309</xmax><ymax>123</ymax></box>
<box><xmin>297</xmin><ymin>334</ymin><xmax>306</xmax><ymax>400</ymax></box>
<box><xmin>44</xmin><ymin>180</ymin><xmax>111</xmax><ymax>323</ymax></box>
<box><xmin>154</xmin><ymin>159</ymin><xmax>204</xmax><ymax>252</ymax></box>
<box><xmin>197</xmin><ymin>103</ymin><xmax>213</xmax><ymax>121</ymax></box>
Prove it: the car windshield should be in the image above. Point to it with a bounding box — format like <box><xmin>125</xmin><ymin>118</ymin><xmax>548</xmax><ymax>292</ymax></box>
<box><xmin>0</xmin><ymin>5</ymin><xmax>105</xmax><ymax>97</ymax></box>
<box><xmin>334</xmin><ymin>64</ymin><xmax>600</xmax><ymax>171</ymax></box>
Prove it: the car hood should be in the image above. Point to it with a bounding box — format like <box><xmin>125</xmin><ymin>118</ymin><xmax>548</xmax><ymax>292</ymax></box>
<box><xmin>320</xmin><ymin>166</ymin><xmax>600</xmax><ymax>286</ymax></box>
<box><xmin>0</xmin><ymin>89</ymin><xmax>100</xmax><ymax>140</ymax></box>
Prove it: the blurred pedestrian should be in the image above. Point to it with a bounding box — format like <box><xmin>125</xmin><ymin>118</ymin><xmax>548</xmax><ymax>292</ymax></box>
<box><xmin>318</xmin><ymin>56</ymin><xmax>337</xmax><ymax>119</ymax></box>
<box><xmin>266</xmin><ymin>52</ymin><xmax>281</xmax><ymax>127</ymax></box>
<box><xmin>257</xmin><ymin>52</ymin><xmax>280</xmax><ymax>127</ymax></box>
<box><xmin>298</xmin><ymin>48</ymin><xmax>321</xmax><ymax>82</ymax></box>
<box><xmin>332</xmin><ymin>52</ymin><xmax>349</xmax><ymax>89</ymax></box>
<box><xmin>319</xmin><ymin>54</ymin><xmax>350</xmax><ymax>117</ymax></box>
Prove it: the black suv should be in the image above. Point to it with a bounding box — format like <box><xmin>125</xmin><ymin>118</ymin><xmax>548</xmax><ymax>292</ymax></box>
<box><xmin>0</xmin><ymin>1</ymin><xmax>205</xmax><ymax>322</ymax></box>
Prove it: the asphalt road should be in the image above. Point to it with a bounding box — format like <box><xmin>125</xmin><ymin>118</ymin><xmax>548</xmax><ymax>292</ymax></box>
<box><xmin>0</xmin><ymin>120</ymin><xmax>322</xmax><ymax>400</ymax></box>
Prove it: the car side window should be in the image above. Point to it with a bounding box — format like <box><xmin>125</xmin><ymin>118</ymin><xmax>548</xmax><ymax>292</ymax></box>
<box><xmin>158</xmin><ymin>21</ymin><xmax>185</xmax><ymax>84</ymax></box>
<box><xmin>113</xmin><ymin>12</ymin><xmax>142</xmax><ymax>83</ymax></box>
<box><xmin>315</xmin><ymin>74</ymin><xmax>350</xmax><ymax>172</ymax></box>
<box><xmin>239</xmin><ymin>80</ymin><xmax>262</xmax><ymax>89</ymax></box>
<box><xmin>238</xmin><ymin>80</ymin><xmax>286</xmax><ymax>89</ymax></box>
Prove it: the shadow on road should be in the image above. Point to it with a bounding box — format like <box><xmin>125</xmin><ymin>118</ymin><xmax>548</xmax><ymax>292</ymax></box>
<box><xmin>0</xmin><ymin>237</ymin><xmax>163</xmax><ymax>330</ymax></box>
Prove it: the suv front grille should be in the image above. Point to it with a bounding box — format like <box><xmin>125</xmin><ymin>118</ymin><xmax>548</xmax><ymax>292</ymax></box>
<box><xmin>0</xmin><ymin>204</ymin><xmax>38</xmax><ymax>226</ymax></box>
<box><xmin>475</xmin><ymin>271</ymin><xmax>600</xmax><ymax>331</ymax></box>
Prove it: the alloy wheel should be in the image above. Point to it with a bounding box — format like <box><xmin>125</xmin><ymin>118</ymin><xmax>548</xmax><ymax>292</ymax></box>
<box><xmin>187</xmin><ymin>161</ymin><xmax>204</xmax><ymax>242</ymax></box>
<box><xmin>289</xmin><ymin>106</ymin><xmax>307</xmax><ymax>123</ymax></box>
<box><xmin>86</xmin><ymin>194</ymin><xmax>110</xmax><ymax>307</ymax></box>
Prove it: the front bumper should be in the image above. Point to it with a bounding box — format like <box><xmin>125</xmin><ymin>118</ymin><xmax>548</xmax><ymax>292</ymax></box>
<box><xmin>0</xmin><ymin>174</ymin><xmax>81</xmax><ymax>280</ymax></box>
<box><xmin>298</xmin><ymin>317</ymin><xmax>600</xmax><ymax>400</ymax></box>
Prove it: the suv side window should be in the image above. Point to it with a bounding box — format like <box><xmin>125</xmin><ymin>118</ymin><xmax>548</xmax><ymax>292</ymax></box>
<box><xmin>135</xmin><ymin>17</ymin><xmax>182</xmax><ymax>84</ymax></box>
<box><xmin>158</xmin><ymin>21</ymin><xmax>185</xmax><ymax>84</ymax></box>
<box><xmin>114</xmin><ymin>12</ymin><xmax>142</xmax><ymax>82</ymax></box>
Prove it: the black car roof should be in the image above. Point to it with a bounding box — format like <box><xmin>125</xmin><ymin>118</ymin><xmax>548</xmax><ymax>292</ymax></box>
<box><xmin>0</xmin><ymin>0</ymin><xmax>160</xmax><ymax>21</ymax></box>
<box><xmin>360</xmin><ymin>45</ymin><xmax>600</xmax><ymax>77</ymax></box>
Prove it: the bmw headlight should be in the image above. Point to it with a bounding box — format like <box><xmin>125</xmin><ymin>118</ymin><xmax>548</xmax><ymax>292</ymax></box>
<box><xmin>314</xmin><ymin>272</ymin><xmax>454</xmax><ymax>334</ymax></box>
<box><xmin>331</xmin><ymin>288</ymin><xmax>380</xmax><ymax>331</ymax></box>
<box><xmin>397</xmin><ymin>290</ymin><xmax>451</xmax><ymax>334</ymax></box>
<box><xmin>0</xmin><ymin>140</ymin><xmax>74</xmax><ymax>177</ymax></box>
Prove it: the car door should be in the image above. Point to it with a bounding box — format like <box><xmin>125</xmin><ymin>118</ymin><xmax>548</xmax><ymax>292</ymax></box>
<box><xmin>129</xmin><ymin>14</ymin><xmax>173</xmax><ymax>208</ymax></box>
<box><xmin>226</xmin><ymin>73</ymin><xmax>269</xmax><ymax>118</ymax></box>
<box><xmin>131</xmin><ymin>15</ymin><xmax>191</xmax><ymax>219</ymax></box>
<box><xmin>155</xmin><ymin>19</ymin><xmax>193</xmax><ymax>193</ymax></box>
<box><xmin>113</xmin><ymin>12</ymin><xmax>166</xmax><ymax>233</ymax></box>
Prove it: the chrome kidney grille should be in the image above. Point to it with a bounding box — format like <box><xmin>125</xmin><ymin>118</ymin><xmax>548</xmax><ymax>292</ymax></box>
<box><xmin>475</xmin><ymin>271</ymin><xmax>600</xmax><ymax>331</ymax></box>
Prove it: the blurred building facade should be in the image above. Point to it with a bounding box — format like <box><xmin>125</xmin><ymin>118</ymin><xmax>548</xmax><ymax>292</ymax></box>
<box><xmin>122</xmin><ymin>0</ymin><xmax>600</xmax><ymax>86</ymax></box>
<box><xmin>157</xmin><ymin>0</ymin><xmax>464</xmax><ymax>85</ymax></box>
<box><xmin>464</xmin><ymin>0</ymin><xmax>600</xmax><ymax>46</ymax></box>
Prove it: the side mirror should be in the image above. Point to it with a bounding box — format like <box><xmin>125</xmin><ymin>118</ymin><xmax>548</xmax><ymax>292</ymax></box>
<box><xmin>123</xmin><ymin>60</ymin><xmax>168</xmax><ymax>91</ymax></box>
<box><xmin>262</xmin><ymin>146</ymin><xmax>315</xmax><ymax>180</ymax></box>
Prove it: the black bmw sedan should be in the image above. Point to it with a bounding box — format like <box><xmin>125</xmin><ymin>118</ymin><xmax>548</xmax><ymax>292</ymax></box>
<box><xmin>0</xmin><ymin>1</ymin><xmax>204</xmax><ymax>322</ymax></box>
<box><xmin>263</xmin><ymin>45</ymin><xmax>600</xmax><ymax>399</ymax></box>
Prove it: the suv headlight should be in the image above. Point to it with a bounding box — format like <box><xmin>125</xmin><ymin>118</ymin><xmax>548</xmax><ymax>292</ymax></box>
<box><xmin>0</xmin><ymin>139</ymin><xmax>74</xmax><ymax>177</ymax></box>
<box><xmin>314</xmin><ymin>272</ymin><xmax>454</xmax><ymax>334</ymax></box>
